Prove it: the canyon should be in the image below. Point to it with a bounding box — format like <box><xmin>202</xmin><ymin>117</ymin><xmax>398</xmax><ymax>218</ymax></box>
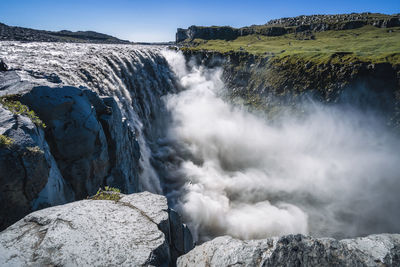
<box><xmin>0</xmin><ymin>12</ymin><xmax>400</xmax><ymax>266</ymax></box>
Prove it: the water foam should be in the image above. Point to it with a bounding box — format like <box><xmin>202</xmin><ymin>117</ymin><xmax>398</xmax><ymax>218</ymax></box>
<box><xmin>162</xmin><ymin>50</ymin><xmax>400</xmax><ymax>242</ymax></box>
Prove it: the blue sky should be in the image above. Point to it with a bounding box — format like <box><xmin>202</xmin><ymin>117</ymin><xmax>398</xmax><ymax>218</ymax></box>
<box><xmin>0</xmin><ymin>0</ymin><xmax>399</xmax><ymax>42</ymax></box>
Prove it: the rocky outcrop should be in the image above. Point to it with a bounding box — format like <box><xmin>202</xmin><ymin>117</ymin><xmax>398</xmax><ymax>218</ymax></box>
<box><xmin>178</xmin><ymin>234</ymin><xmax>400</xmax><ymax>267</ymax></box>
<box><xmin>0</xmin><ymin>59</ymin><xmax>7</xmax><ymax>71</ymax></box>
<box><xmin>0</xmin><ymin>191</ymin><xmax>193</xmax><ymax>266</ymax></box>
<box><xmin>96</xmin><ymin>96</ymin><xmax>141</xmax><ymax>193</ymax></box>
<box><xmin>0</xmin><ymin>105</ymin><xmax>73</xmax><ymax>231</ymax></box>
<box><xmin>266</xmin><ymin>12</ymin><xmax>400</xmax><ymax>29</ymax></box>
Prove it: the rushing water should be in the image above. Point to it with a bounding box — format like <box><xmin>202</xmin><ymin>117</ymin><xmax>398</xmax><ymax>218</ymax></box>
<box><xmin>0</xmin><ymin>41</ymin><xmax>177</xmax><ymax>194</ymax></box>
<box><xmin>2</xmin><ymin>42</ymin><xmax>400</xmax><ymax>243</ymax></box>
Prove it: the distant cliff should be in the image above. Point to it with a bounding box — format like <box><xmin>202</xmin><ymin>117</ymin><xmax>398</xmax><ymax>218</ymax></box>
<box><xmin>176</xmin><ymin>12</ymin><xmax>400</xmax><ymax>42</ymax></box>
<box><xmin>0</xmin><ymin>22</ymin><xmax>131</xmax><ymax>44</ymax></box>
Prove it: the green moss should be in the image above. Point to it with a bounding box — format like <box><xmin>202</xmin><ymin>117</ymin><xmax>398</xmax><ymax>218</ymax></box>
<box><xmin>26</xmin><ymin>146</ymin><xmax>44</xmax><ymax>154</ymax></box>
<box><xmin>0</xmin><ymin>96</ymin><xmax>46</xmax><ymax>128</ymax></box>
<box><xmin>182</xmin><ymin>25</ymin><xmax>400</xmax><ymax>65</ymax></box>
<box><xmin>0</xmin><ymin>134</ymin><xmax>14</xmax><ymax>148</ymax></box>
<box><xmin>90</xmin><ymin>186</ymin><xmax>121</xmax><ymax>201</ymax></box>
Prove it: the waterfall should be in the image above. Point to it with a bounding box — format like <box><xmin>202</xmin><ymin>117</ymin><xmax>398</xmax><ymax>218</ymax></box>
<box><xmin>161</xmin><ymin>50</ymin><xmax>400</xmax><ymax>243</ymax></box>
<box><xmin>2</xmin><ymin>42</ymin><xmax>400</xmax><ymax>244</ymax></box>
<box><xmin>0</xmin><ymin>41</ymin><xmax>178</xmax><ymax>194</ymax></box>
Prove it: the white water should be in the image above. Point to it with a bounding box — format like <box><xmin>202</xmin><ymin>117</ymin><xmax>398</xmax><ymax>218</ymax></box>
<box><xmin>162</xmin><ymin>51</ymin><xmax>400</xmax><ymax>242</ymax></box>
<box><xmin>1</xmin><ymin>42</ymin><xmax>177</xmax><ymax>194</ymax></box>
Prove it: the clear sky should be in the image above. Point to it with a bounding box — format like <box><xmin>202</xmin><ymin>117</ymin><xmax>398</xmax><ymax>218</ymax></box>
<box><xmin>0</xmin><ymin>0</ymin><xmax>399</xmax><ymax>42</ymax></box>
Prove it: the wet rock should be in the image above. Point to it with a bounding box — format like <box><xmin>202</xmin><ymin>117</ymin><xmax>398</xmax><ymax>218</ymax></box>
<box><xmin>169</xmin><ymin>209</ymin><xmax>194</xmax><ymax>261</ymax></box>
<box><xmin>0</xmin><ymin>59</ymin><xmax>7</xmax><ymax>71</ymax></box>
<box><xmin>0</xmin><ymin>192</ymin><xmax>194</xmax><ymax>266</ymax></box>
<box><xmin>20</xmin><ymin>86</ymin><xmax>110</xmax><ymax>199</ymax></box>
<box><xmin>0</xmin><ymin>105</ymin><xmax>73</xmax><ymax>231</ymax></box>
<box><xmin>0</xmin><ymin>71</ymin><xmax>34</xmax><ymax>97</ymax></box>
<box><xmin>178</xmin><ymin>234</ymin><xmax>400</xmax><ymax>267</ymax></box>
<box><xmin>176</xmin><ymin>13</ymin><xmax>400</xmax><ymax>43</ymax></box>
<box><xmin>98</xmin><ymin>96</ymin><xmax>141</xmax><ymax>193</ymax></box>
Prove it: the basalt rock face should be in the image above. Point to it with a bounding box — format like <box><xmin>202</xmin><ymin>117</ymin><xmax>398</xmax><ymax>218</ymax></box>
<box><xmin>0</xmin><ymin>192</ymin><xmax>194</xmax><ymax>266</ymax></box>
<box><xmin>21</xmin><ymin>86</ymin><xmax>110</xmax><ymax>199</ymax></box>
<box><xmin>0</xmin><ymin>105</ymin><xmax>73</xmax><ymax>231</ymax></box>
<box><xmin>97</xmin><ymin>96</ymin><xmax>141</xmax><ymax>193</ymax></box>
<box><xmin>0</xmin><ymin>70</ymin><xmax>34</xmax><ymax>97</ymax></box>
<box><xmin>177</xmin><ymin>234</ymin><xmax>400</xmax><ymax>267</ymax></box>
<box><xmin>177</xmin><ymin>26</ymin><xmax>244</xmax><ymax>42</ymax></box>
<box><xmin>19</xmin><ymin>85</ymin><xmax>142</xmax><ymax>199</ymax></box>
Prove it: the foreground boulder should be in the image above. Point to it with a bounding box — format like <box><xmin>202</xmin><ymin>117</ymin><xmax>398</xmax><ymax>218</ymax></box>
<box><xmin>178</xmin><ymin>234</ymin><xmax>400</xmax><ymax>267</ymax></box>
<box><xmin>0</xmin><ymin>191</ymin><xmax>194</xmax><ymax>266</ymax></box>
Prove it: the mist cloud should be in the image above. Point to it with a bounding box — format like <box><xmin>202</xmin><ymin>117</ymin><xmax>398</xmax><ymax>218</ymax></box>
<box><xmin>161</xmin><ymin>50</ymin><xmax>400</xmax><ymax>243</ymax></box>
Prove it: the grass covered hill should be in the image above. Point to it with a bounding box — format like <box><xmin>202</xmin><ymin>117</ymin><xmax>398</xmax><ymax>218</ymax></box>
<box><xmin>177</xmin><ymin>12</ymin><xmax>400</xmax><ymax>65</ymax></box>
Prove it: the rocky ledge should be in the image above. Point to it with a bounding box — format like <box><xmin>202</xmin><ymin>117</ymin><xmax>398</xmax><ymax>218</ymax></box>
<box><xmin>0</xmin><ymin>191</ymin><xmax>193</xmax><ymax>266</ymax></box>
<box><xmin>178</xmin><ymin>234</ymin><xmax>400</xmax><ymax>267</ymax></box>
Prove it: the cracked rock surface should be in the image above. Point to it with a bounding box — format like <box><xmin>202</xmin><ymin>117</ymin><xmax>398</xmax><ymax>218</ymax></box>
<box><xmin>177</xmin><ymin>234</ymin><xmax>400</xmax><ymax>267</ymax></box>
<box><xmin>0</xmin><ymin>191</ymin><xmax>194</xmax><ymax>266</ymax></box>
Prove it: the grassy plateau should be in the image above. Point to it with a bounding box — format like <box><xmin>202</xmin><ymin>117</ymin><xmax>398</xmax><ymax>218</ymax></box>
<box><xmin>183</xmin><ymin>25</ymin><xmax>400</xmax><ymax>65</ymax></box>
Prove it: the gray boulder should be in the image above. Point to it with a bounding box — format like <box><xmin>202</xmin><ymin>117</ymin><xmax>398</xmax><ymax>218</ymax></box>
<box><xmin>178</xmin><ymin>234</ymin><xmax>400</xmax><ymax>267</ymax></box>
<box><xmin>0</xmin><ymin>191</ymin><xmax>194</xmax><ymax>266</ymax></box>
<box><xmin>0</xmin><ymin>105</ymin><xmax>73</xmax><ymax>231</ymax></box>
